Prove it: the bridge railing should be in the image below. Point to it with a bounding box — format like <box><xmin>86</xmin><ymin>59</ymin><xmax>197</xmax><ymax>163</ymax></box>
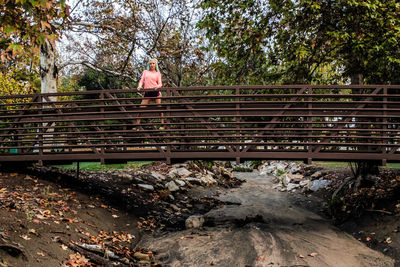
<box><xmin>0</xmin><ymin>85</ymin><xmax>399</xmax><ymax>164</ymax></box>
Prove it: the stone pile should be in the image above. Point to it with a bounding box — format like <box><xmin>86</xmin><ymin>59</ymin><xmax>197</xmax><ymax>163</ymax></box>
<box><xmin>258</xmin><ymin>160</ymin><xmax>332</xmax><ymax>193</ymax></box>
<box><xmin>30</xmin><ymin>161</ymin><xmax>242</xmax><ymax>230</ymax></box>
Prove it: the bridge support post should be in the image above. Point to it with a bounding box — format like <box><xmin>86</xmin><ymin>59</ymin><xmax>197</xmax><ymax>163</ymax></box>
<box><xmin>76</xmin><ymin>162</ymin><xmax>80</xmax><ymax>179</ymax></box>
<box><xmin>306</xmin><ymin>158</ymin><xmax>312</xmax><ymax>165</ymax></box>
<box><xmin>236</xmin><ymin>157</ymin><xmax>240</xmax><ymax>164</ymax></box>
<box><xmin>381</xmin><ymin>159</ymin><xmax>387</xmax><ymax>166</ymax></box>
<box><xmin>166</xmin><ymin>157</ymin><xmax>171</xmax><ymax>165</ymax></box>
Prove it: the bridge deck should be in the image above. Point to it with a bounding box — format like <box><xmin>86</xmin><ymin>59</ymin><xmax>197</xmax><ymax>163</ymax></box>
<box><xmin>1</xmin><ymin>85</ymin><xmax>399</xmax><ymax>165</ymax></box>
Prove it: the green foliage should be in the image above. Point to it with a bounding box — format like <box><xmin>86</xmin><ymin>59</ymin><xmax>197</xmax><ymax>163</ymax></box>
<box><xmin>78</xmin><ymin>67</ymin><xmax>127</xmax><ymax>91</ymax></box>
<box><xmin>192</xmin><ymin>160</ymin><xmax>214</xmax><ymax>170</ymax></box>
<box><xmin>249</xmin><ymin>160</ymin><xmax>263</xmax><ymax>168</ymax></box>
<box><xmin>277</xmin><ymin>169</ymin><xmax>286</xmax><ymax>176</ymax></box>
<box><xmin>270</xmin><ymin>0</ymin><xmax>400</xmax><ymax>84</ymax></box>
<box><xmin>232</xmin><ymin>166</ymin><xmax>253</xmax><ymax>172</ymax></box>
<box><xmin>198</xmin><ymin>0</ymin><xmax>271</xmax><ymax>85</ymax></box>
<box><xmin>198</xmin><ymin>0</ymin><xmax>400</xmax><ymax>85</ymax></box>
<box><xmin>0</xmin><ymin>0</ymin><xmax>70</xmax><ymax>59</ymax></box>
<box><xmin>58</xmin><ymin>76</ymin><xmax>83</xmax><ymax>101</ymax></box>
<box><xmin>59</xmin><ymin>76</ymin><xmax>82</xmax><ymax>92</ymax></box>
<box><xmin>0</xmin><ymin>68</ymin><xmax>37</xmax><ymax>109</ymax></box>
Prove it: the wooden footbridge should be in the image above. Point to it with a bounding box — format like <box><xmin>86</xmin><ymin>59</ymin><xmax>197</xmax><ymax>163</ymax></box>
<box><xmin>0</xmin><ymin>85</ymin><xmax>399</xmax><ymax>165</ymax></box>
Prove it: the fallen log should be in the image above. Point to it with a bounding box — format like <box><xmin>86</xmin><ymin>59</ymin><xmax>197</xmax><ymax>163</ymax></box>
<box><xmin>58</xmin><ymin>239</ymin><xmax>123</xmax><ymax>267</ymax></box>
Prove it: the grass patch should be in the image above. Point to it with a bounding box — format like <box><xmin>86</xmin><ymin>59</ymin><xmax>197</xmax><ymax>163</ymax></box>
<box><xmin>51</xmin><ymin>161</ymin><xmax>153</xmax><ymax>172</ymax></box>
<box><xmin>385</xmin><ymin>163</ymin><xmax>400</xmax><ymax>169</ymax></box>
<box><xmin>313</xmin><ymin>161</ymin><xmax>400</xmax><ymax>169</ymax></box>
<box><xmin>232</xmin><ymin>166</ymin><xmax>253</xmax><ymax>172</ymax></box>
<box><xmin>313</xmin><ymin>161</ymin><xmax>348</xmax><ymax>168</ymax></box>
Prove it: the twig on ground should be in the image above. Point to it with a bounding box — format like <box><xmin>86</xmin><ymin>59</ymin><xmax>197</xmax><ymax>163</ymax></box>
<box><xmin>365</xmin><ymin>209</ymin><xmax>393</xmax><ymax>215</ymax></box>
<box><xmin>58</xmin><ymin>238</ymin><xmax>124</xmax><ymax>267</ymax></box>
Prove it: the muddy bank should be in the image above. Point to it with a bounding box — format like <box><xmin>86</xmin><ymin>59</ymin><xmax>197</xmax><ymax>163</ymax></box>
<box><xmin>0</xmin><ymin>172</ymin><xmax>143</xmax><ymax>267</ymax></box>
<box><xmin>138</xmin><ymin>170</ymin><xmax>394</xmax><ymax>266</ymax></box>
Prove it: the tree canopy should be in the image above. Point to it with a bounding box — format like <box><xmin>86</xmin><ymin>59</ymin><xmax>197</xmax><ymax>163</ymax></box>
<box><xmin>0</xmin><ymin>0</ymin><xmax>69</xmax><ymax>58</ymax></box>
<box><xmin>1</xmin><ymin>0</ymin><xmax>400</xmax><ymax>92</ymax></box>
<box><xmin>198</xmin><ymin>0</ymin><xmax>400</xmax><ymax>85</ymax></box>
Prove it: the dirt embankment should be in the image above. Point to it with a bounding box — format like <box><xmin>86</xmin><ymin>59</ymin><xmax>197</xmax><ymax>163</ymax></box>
<box><xmin>0</xmin><ymin>161</ymin><xmax>242</xmax><ymax>266</ymax></box>
<box><xmin>0</xmin><ymin>172</ymin><xmax>143</xmax><ymax>266</ymax></box>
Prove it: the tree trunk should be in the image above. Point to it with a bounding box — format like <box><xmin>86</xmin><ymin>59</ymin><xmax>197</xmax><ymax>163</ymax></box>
<box><xmin>351</xmin><ymin>73</ymin><xmax>363</xmax><ymax>86</ymax></box>
<box><xmin>40</xmin><ymin>39</ymin><xmax>58</xmax><ymax>154</ymax></box>
<box><xmin>350</xmin><ymin>73</ymin><xmax>379</xmax><ymax>188</ymax></box>
<box><xmin>40</xmin><ymin>39</ymin><xmax>57</xmax><ymax>94</ymax></box>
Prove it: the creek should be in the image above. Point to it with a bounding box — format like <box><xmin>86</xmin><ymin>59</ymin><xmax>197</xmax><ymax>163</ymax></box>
<box><xmin>138</xmin><ymin>170</ymin><xmax>394</xmax><ymax>267</ymax></box>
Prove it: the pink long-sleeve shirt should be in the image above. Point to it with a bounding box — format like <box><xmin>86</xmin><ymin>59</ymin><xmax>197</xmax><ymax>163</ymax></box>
<box><xmin>138</xmin><ymin>70</ymin><xmax>162</xmax><ymax>89</ymax></box>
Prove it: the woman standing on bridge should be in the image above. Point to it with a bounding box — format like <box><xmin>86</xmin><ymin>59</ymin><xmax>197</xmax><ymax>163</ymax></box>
<box><xmin>136</xmin><ymin>58</ymin><xmax>164</xmax><ymax>129</ymax></box>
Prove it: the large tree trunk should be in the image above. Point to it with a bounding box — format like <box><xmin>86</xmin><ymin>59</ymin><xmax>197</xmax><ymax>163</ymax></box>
<box><xmin>351</xmin><ymin>73</ymin><xmax>363</xmax><ymax>85</ymax></box>
<box><xmin>40</xmin><ymin>39</ymin><xmax>57</xmax><ymax>94</ymax></box>
<box><xmin>350</xmin><ymin>73</ymin><xmax>379</xmax><ymax>189</ymax></box>
<box><xmin>40</xmin><ymin>39</ymin><xmax>58</xmax><ymax>157</ymax></box>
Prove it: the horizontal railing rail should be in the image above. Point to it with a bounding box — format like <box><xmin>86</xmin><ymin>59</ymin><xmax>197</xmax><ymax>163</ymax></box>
<box><xmin>0</xmin><ymin>85</ymin><xmax>399</xmax><ymax>165</ymax></box>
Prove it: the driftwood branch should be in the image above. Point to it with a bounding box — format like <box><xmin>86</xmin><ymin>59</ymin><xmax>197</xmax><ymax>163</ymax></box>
<box><xmin>58</xmin><ymin>239</ymin><xmax>119</xmax><ymax>267</ymax></box>
<box><xmin>76</xmin><ymin>243</ymin><xmax>120</xmax><ymax>260</ymax></box>
<box><xmin>365</xmin><ymin>209</ymin><xmax>393</xmax><ymax>215</ymax></box>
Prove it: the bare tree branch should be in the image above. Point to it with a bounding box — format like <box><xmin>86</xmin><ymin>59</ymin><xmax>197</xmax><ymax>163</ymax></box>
<box><xmin>59</xmin><ymin>61</ymin><xmax>134</xmax><ymax>81</ymax></box>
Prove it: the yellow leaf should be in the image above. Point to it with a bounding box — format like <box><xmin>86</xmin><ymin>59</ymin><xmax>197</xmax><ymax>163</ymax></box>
<box><xmin>21</xmin><ymin>234</ymin><xmax>31</xmax><ymax>240</ymax></box>
<box><xmin>37</xmin><ymin>251</ymin><xmax>45</xmax><ymax>256</ymax></box>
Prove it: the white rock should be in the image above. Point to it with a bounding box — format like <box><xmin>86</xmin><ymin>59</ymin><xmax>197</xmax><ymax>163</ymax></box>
<box><xmin>150</xmin><ymin>172</ymin><xmax>166</xmax><ymax>181</ymax></box>
<box><xmin>310</xmin><ymin>179</ymin><xmax>331</xmax><ymax>191</ymax></box>
<box><xmin>290</xmin><ymin>167</ymin><xmax>301</xmax><ymax>174</ymax></box>
<box><xmin>299</xmin><ymin>179</ymin><xmax>312</xmax><ymax>187</ymax></box>
<box><xmin>172</xmin><ymin>163</ymin><xmax>187</xmax><ymax>168</ymax></box>
<box><xmin>274</xmin><ymin>162</ymin><xmax>288</xmax><ymax>171</ymax></box>
<box><xmin>259</xmin><ymin>165</ymin><xmax>276</xmax><ymax>175</ymax></box>
<box><xmin>170</xmin><ymin>204</ymin><xmax>180</xmax><ymax>212</ymax></box>
<box><xmin>168</xmin><ymin>168</ymin><xmax>192</xmax><ymax>178</ymax></box>
<box><xmin>138</xmin><ymin>184</ymin><xmax>154</xmax><ymax>191</ymax></box>
<box><xmin>175</xmin><ymin>179</ymin><xmax>186</xmax><ymax>187</ymax></box>
<box><xmin>282</xmin><ymin>174</ymin><xmax>292</xmax><ymax>186</ymax></box>
<box><xmin>287</xmin><ymin>183</ymin><xmax>300</xmax><ymax>191</ymax></box>
<box><xmin>272</xmin><ymin>183</ymin><xmax>283</xmax><ymax>190</ymax></box>
<box><xmin>185</xmin><ymin>215</ymin><xmax>205</xmax><ymax>229</ymax></box>
<box><xmin>200</xmin><ymin>174</ymin><xmax>217</xmax><ymax>186</ymax></box>
<box><xmin>311</xmin><ymin>171</ymin><xmax>323</xmax><ymax>179</ymax></box>
<box><xmin>184</xmin><ymin>177</ymin><xmax>202</xmax><ymax>185</ymax></box>
<box><xmin>119</xmin><ymin>173</ymin><xmax>133</xmax><ymax>179</ymax></box>
<box><xmin>287</xmin><ymin>173</ymin><xmax>304</xmax><ymax>182</ymax></box>
<box><xmin>166</xmin><ymin>181</ymin><xmax>179</xmax><ymax>192</ymax></box>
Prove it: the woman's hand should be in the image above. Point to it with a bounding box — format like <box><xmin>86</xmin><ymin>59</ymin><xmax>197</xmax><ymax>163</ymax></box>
<box><xmin>137</xmin><ymin>86</ymin><xmax>142</xmax><ymax>91</ymax></box>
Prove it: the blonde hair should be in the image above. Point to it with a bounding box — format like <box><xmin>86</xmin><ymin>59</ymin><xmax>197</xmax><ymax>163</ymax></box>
<box><xmin>146</xmin><ymin>58</ymin><xmax>159</xmax><ymax>72</ymax></box>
